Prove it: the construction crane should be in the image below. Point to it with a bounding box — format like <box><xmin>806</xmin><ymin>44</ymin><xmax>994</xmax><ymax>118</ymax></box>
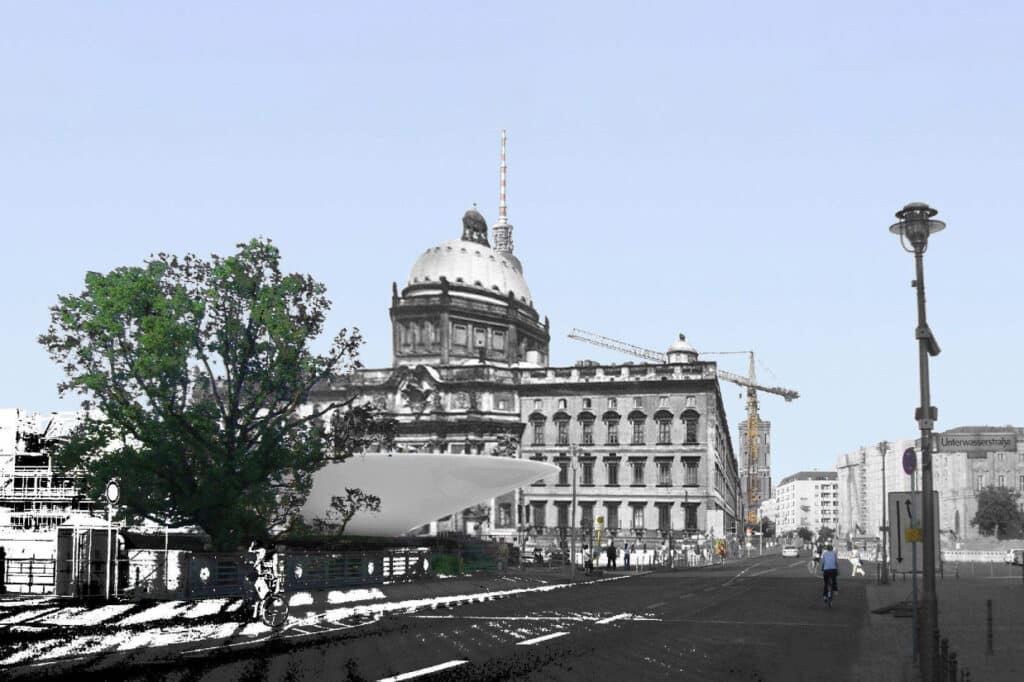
<box><xmin>566</xmin><ymin>329</ymin><xmax>799</xmax><ymax>519</ymax></box>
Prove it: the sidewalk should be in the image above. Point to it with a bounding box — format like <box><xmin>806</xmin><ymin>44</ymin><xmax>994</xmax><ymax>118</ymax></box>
<box><xmin>858</xmin><ymin>566</ymin><xmax>1024</xmax><ymax>682</ymax></box>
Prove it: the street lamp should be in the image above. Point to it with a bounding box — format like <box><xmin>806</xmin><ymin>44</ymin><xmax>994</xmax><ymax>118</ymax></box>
<box><xmin>879</xmin><ymin>440</ymin><xmax>889</xmax><ymax>584</ymax></box>
<box><xmin>889</xmin><ymin>202</ymin><xmax>944</xmax><ymax>680</ymax></box>
<box><xmin>569</xmin><ymin>444</ymin><xmax>578</xmax><ymax>581</ymax></box>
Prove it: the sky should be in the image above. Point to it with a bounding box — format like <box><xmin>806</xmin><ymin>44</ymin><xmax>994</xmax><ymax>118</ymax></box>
<box><xmin>2</xmin><ymin>1</ymin><xmax>1022</xmax><ymax>482</ymax></box>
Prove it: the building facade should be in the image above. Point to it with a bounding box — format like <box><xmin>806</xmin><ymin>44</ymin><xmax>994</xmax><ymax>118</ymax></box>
<box><xmin>834</xmin><ymin>427</ymin><xmax>1024</xmax><ymax>545</ymax></box>
<box><xmin>774</xmin><ymin>471</ymin><xmax>839</xmax><ymax>536</ymax></box>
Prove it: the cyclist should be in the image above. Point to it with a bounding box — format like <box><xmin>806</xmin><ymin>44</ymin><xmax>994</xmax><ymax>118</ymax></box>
<box><xmin>820</xmin><ymin>543</ymin><xmax>839</xmax><ymax>602</ymax></box>
<box><xmin>812</xmin><ymin>543</ymin><xmax>822</xmax><ymax>573</ymax></box>
<box><xmin>247</xmin><ymin>540</ymin><xmax>280</xmax><ymax>620</ymax></box>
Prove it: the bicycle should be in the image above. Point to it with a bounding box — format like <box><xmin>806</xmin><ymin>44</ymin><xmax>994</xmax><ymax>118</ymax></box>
<box><xmin>824</xmin><ymin>584</ymin><xmax>834</xmax><ymax>607</ymax></box>
<box><xmin>254</xmin><ymin>572</ymin><xmax>289</xmax><ymax>628</ymax></box>
<box><xmin>807</xmin><ymin>558</ymin><xmax>821</xmax><ymax>575</ymax></box>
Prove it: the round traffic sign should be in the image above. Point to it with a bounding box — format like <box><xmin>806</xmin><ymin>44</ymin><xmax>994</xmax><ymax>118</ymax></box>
<box><xmin>104</xmin><ymin>478</ymin><xmax>121</xmax><ymax>505</ymax></box>
<box><xmin>902</xmin><ymin>448</ymin><xmax>916</xmax><ymax>475</ymax></box>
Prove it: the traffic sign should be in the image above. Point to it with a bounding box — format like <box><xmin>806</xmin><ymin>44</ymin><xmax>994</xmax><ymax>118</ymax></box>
<box><xmin>902</xmin><ymin>448</ymin><xmax>916</xmax><ymax>475</ymax></box>
<box><xmin>888</xmin><ymin>490</ymin><xmax>939</xmax><ymax>573</ymax></box>
<box><xmin>104</xmin><ymin>478</ymin><xmax>121</xmax><ymax>505</ymax></box>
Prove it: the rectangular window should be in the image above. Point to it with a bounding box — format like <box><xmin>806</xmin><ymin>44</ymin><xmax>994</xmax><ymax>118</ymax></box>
<box><xmin>582</xmin><ymin>398</ymin><xmax>592</xmax><ymax>409</ymax></box>
<box><xmin>532</xmin><ymin>503</ymin><xmax>546</xmax><ymax>528</ymax></box>
<box><xmin>474</xmin><ymin>328</ymin><xmax>486</xmax><ymax>348</ymax></box>
<box><xmin>556</xmin><ymin>421</ymin><xmax>569</xmax><ymax>446</ymax></box>
<box><xmin>498</xmin><ymin>503</ymin><xmax>512</xmax><ymax>527</ymax></box>
<box><xmin>685</xmin><ymin>396</ymin><xmax>695</xmax><ymax>408</ymax></box>
<box><xmin>493</xmin><ymin>330</ymin><xmax>505</xmax><ymax>351</ymax></box>
<box><xmin>608</xmin><ymin>397</ymin><xmax>617</xmax><ymax>409</ymax></box>
<box><xmin>997</xmin><ymin>452</ymin><xmax>1004</xmax><ymax>462</ymax></box>
<box><xmin>532</xmin><ymin>422</ymin><xmax>544</xmax><ymax>446</ymax></box>
<box><xmin>658</xmin><ymin>420</ymin><xmax>671</xmax><ymax>444</ymax></box>
<box><xmin>606</xmin><ymin>420</ymin><xmax>619</xmax><ymax>445</ymax></box>
<box><xmin>580</xmin><ymin>503</ymin><xmax>594</xmax><ymax>529</ymax></box>
<box><xmin>998</xmin><ymin>474</ymin><xmax>1005</xmax><ymax>487</ymax></box>
<box><xmin>976</xmin><ymin>474</ymin><xmax>984</xmax><ymax>491</ymax></box>
<box><xmin>658</xmin><ymin>505</ymin><xmax>671</xmax><ymax>531</ymax></box>
<box><xmin>631</xmin><ymin>461</ymin><xmax>645</xmax><ymax>486</ymax></box>
<box><xmin>684</xmin><ymin>505</ymin><xmax>697</xmax><ymax>530</ymax></box>
<box><xmin>558</xmin><ymin>462</ymin><xmax>569</xmax><ymax>486</ymax></box>
<box><xmin>582</xmin><ymin>421</ymin><xmax>594</xmax><ymax>446</ymax></box>
<box><xmin>453</xmin><ymin>324</ymin><xmax>468</xmax><ymax>346</ymax></box>
<box><xmin>658</xmin><ymin>461</ymin><xmax>672</xmax><ymax>486</ymax></box>
<box><xmin>658</xmin><ymin>396</ymin><xmax>669</xmax><ymax>408</ymax></box>
<box><xmin>606</xmin><ymin>504</ymin><xmax>619</xmax><ymax>530</ymax></box>
<box><xmin>606</xmin><ymin>461</ymin><xmax>619</xmax><ymax>486</ymax></box>
<box><xmin>685</xmin><ymin>416</ymin><xmax>698</xmax><ymax>444</ymax></box>
<box><xmin>684</xmin><ymin>460</ymin><xmax>699</xmax><ymax>485</ymax></box>
<box><xmin>631</xmin><ymin>420</ymin><xmax>644</xmax><ymax>445</ymax></box>
<box><xmin>556</xmin><ymin>504</ymin><xmax>569</xmax><ymax>528</ymax></box>
<box><xmin>534</xmin><ymin>399</ymin><xmax>542</xmax><ymax>410</ymax></box>
<box><xmin>1019</xmin><ymin>474</ymin><xmax>1024</xmax><ymax>490</ymax></box>
<box><xmin>632</xmin><ymin>506</ymin><xmax>645</xmax><ymax>530</ymax></box>
<box><xmin>582</xmin><ymin>461</ymin><xmax>594</xmax><ymax>486</ymax></box>
<box><xmin>633</xmin><ymin>397</ymin><xmax>642</xmax><ymax>408</ymax></box>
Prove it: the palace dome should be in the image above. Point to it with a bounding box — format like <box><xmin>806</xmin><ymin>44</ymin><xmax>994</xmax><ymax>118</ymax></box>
<box><xmin>406</xmin><ymin>238</ymin><xmax>533</xmax><ymax>307</ymax></box>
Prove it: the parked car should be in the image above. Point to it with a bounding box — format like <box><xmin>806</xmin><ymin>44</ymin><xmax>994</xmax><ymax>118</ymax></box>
<box><xmin>781</xmin><ymin>545</ymin><xmax>799</xmax><ymax>558</ymax></box>
<box><xmin>1004</xmin><ymin>548</ymin><xmax>1024</xmax><ymax>565</ymax></box>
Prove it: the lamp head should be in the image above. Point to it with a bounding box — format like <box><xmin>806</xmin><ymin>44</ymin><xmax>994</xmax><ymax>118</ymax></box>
<box><xmin>889</xmin><ymin>202</ymin><xmax>945</xmax><ymax>253</ymax></box>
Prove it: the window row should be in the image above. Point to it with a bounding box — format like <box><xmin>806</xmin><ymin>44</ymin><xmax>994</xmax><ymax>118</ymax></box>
<box><xmin>532</xmin><ymin>396</ymin><xmax>700</xmax><ymax>411</ymax></box>
<box><xmin>976</xmin><ymin>474</ymin><xmax>1024</xmax><ymax>490</ymax></box>
<box><xmin>526</xmin><ymin>501</ymin><xmax>701</xmax><ymax>532</ymax></box>
<box><xmin>397</xmin><ymin>320</ymin><xmax>507</xmax><ymax>352</ymax></box>
<box><xmin>534</xmin><ymin>457</ymin><xmax>702</xmax><ymax>487</ymax></box>
<box><xmin>529</xmin><ymin>411</ymin><xmax>701</xmax><ymax>446</ymax></box>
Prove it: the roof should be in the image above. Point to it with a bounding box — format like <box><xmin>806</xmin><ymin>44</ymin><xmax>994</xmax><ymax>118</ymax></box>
<box><xmin>407</xmin><ymin>238</ymin><xmax>533</xmax><ymax>307</ymax></box>
<box><xmin>778</xmin><ymin>470</ymin><xmax>838</xmax><ymax>487</ymax></box>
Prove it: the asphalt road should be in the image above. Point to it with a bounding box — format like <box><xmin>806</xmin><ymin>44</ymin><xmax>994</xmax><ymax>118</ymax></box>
<box><xmin>15</xmin><ymin>554</ymin><xmax>872</xmax><ymax>681</ymax></box>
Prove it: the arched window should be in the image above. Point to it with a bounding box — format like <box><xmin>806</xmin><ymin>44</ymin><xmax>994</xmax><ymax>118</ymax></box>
<box><xmin>577</xmin><ymin>411</ymin><xmax>595</xmax><ymax>446</ymax></box>
<box><xmin>603</xmin><ymin>410</ymin><xmax>620</xmax><ymax>446</ymax></box>
<box><xmin>553</xmin><ymin>411</ymin><xmax>570</xmax><ymax>446</ymax></box>
<box><xmin>628</xmin><ymin>410</ymin><xmax>646</xmax><ymax>446</ymax></box>
<box><xmin>682</xmin><ymin>409</ymin><xmax>700</xmax><ymax>445</ymax></box>
<box><xmin>654</xmin><ymin>409</ymin><xmax>673</xmax><ymax>445</ymax></box>
<box><xmin>529</xmin><ymin>412</ymin><xmax>546</xmax><ymax>446</ymax></box>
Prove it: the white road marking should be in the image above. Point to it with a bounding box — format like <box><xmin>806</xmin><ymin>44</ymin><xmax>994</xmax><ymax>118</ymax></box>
<box><xmin>378</xmin><ymin>659</ymin><xmax>468</xmax><ymax>681</ymax></box>
<box><xmin>595</xmin><ymin>612</ymin><xmax>631</xmax><ymax>625</ymax></box>
<box><xmin>516</xmin><ymin>631</ymin><xmax>569</xmax><ymax>646</ymax></box>
<box><xmin>413</xmin><ymin>615</ymin><xmax>597</xmax><ymax>622</ymax></box>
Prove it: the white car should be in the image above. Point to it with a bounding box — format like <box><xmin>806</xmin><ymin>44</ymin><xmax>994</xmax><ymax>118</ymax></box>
<box><xmin>1004</xmin><ymin>548</ymin><xmax>1023</xmax><ymax>565</ymax></box>
<box><xmin>781</xmin><ymin>545</ymin><xmax>799</xmax><ymax>558</ymax></box>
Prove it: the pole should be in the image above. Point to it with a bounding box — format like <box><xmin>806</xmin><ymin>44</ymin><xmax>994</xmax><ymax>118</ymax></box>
<box><xmin>105</xmin><ymin>504</ymin><xmax>112</xmax><ymax>601</ymax></box>
<box><xmin>914</xmin><ymin>247</ymin><xmax>939</xmax><ymax>681</ymax></box>
<box><xmin>880</xmin><ymin>441</ymin><xmax>889</xmax><ymax>584</ymax></box>
<box><xmin>570</xmin><ymin>444</ymin><xmax>577</xmax><ymax>581</ymax></box>
<box><xmin>911</xmin><ymin>471</ymin><xmax>919</xmax><ymax>661</ymax></box>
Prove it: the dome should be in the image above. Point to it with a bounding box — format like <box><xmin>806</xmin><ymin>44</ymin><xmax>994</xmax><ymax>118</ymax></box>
<box><xmin>407</xmin><ymin>239</ymin><xmax>533</xmax><ymax>306</ymax></box>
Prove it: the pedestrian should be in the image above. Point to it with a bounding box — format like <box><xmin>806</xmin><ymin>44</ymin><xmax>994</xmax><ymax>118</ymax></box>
<box><xmin>850</xmin><ymin>547</ymin><xmax>865</xmax><ymax>577</ymax></box>
<box><xmin>623</xmin><ymin>542</ymin><xmax>631</xmax><ymax>571</ymax></box>
<box><xmin>606</xmin><ymin>541</ymin><xmax>618</xmax><ymax>570</ymax></box>
<box><xmin>582</xmin><ymin>544</ymin><xmax>593</xmax><ymax>575</ymax></box>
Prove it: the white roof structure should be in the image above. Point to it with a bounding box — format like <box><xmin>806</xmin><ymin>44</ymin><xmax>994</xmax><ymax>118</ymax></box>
<box><xmin>301</xmin><ymin>453</ymin><xmax>557</xmax><ymax>536</ymax></box>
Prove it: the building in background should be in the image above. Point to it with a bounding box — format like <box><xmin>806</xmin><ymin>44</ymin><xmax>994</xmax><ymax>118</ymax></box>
<box><xmin>834</xmin><ymin>427</ymin><xmax>1023</xmax><ymax>546</ymax></box>
<box><xmin>774</xmin><ymin>471</ymin><xmax>839</xmax><ymax>536</ymax></box>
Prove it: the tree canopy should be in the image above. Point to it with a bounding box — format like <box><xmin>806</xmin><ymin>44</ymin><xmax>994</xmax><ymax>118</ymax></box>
<box><xmin>40</xmin><ymin>238</ymin><xmax>394</xmax><ymax>550</ymax></box>
<box><xmin>795</xmin><ymin>526</ymin><xmax>814</xmax><ymax>543</ymax></box>
<box><xmin>971</xmin><ymin>486</ymin><xmax>1024</xmax><ymax>540</ymax></box>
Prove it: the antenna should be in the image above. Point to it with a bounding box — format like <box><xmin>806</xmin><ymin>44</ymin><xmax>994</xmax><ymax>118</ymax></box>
<box><xmin>499</xmin><ymin>128</ymin><xmax>507</xmax><ymax>223</ymax></box>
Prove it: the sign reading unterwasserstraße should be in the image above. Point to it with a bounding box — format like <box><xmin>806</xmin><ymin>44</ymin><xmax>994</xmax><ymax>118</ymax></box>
<box><xmin>936</xmin><ymin>430</ymin><xmax>1017</xmax><ymax>457</ymax></box>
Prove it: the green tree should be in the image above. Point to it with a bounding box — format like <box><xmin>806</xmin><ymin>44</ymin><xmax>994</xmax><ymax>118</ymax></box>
<box><xmin>796</xmin><ymin>526</ymin><xmax>814</xmax><ymax>543</ymax></box>
<box><xmin>817</xmin><ymin>526</ymin><xmax>835</xmax><ymax>542</ymax></box>
<box><xmin>311</xmin><ymin>488</ymin><xmax>382</xmax><ymax>537</ymax></box>
<box><xmin>40</xmin><ymin>238</ymin><xmax>395</xmax><ymax>550</ymax></box>
<box><xmin>759</xmin><ymin>515</ymin><xmax>777</xmax><ymax>539</ymax></box>
<box><xmin>971</xmin><ymin>486</ymin><xmax>1024</xmax><ymax>540</ymax></box>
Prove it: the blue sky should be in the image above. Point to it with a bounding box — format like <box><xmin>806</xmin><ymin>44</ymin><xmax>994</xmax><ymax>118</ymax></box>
<box><xmin>2</xmin><ymin>1</ymin><xmax>1021</xmax><ymax>482</ymax></box>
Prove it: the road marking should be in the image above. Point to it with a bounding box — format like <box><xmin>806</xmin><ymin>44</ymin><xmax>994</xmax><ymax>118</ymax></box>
<box><xmin>595</xmin><ymin>612</ymin><xmax>631</xmax><ymax>624</ymax></box>
<box><xmin>378</xmin><ymin>659</ymin><xmax>468</xmax><ymax>681</ymax></box>
<box><xmin>644</xmin><ymin>601</ymin><xmax>667</xmax><ymax>609</ymax></box>
<box><xmin>414</xmin><ymin>615</ymin><xmax>596</xmax><ymax>621</ymax></box>
<box><xmin>516</xmin><ymin>631</ymin><xmax>569</xmax><ymax>646</ymax></box>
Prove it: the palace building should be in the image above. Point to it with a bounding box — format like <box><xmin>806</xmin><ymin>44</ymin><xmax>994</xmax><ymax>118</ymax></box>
<box><xmin>309</xmin><ymin>132</ymin><xmax>744</xmax><ymax>547</ymax></box>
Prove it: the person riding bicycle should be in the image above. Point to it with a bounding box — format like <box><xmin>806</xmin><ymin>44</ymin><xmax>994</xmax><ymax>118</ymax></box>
<box><xmin>820</xmin><ymin>543</ymin><xmax>839</xmax><ymax>602</ymax></box>
<box><xmin>812</xmin><ymin>543</ymin><xmax>822</xmax><ymax>571</ymax></box>
<box><xmin>247</xmin><ymin>540</ymin><xmax>280</xmax><ymax>620</ymax></box>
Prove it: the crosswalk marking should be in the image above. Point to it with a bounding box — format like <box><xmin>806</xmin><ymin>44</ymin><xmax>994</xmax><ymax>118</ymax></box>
<box><xmin>378</xmin><ymin>659</ymin><xmax>468</xmax><ymax>681</ymax></box>
<box><xmin>516</xmin><ymin>631</ymin><xmax>569</xmax><ymax>646</ymax></box>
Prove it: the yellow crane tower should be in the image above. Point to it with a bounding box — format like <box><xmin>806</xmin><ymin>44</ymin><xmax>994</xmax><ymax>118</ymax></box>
<box><xmin>566</xmin><ymin>330</ymin><xmax>799</xmax><ymax>522</ymax></box>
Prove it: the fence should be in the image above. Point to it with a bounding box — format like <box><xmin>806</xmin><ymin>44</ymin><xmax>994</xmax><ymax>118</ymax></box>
<box><xmin>3</xmin><ymin>557</ymin><xmax>56</xmax><ymax>594</ymax></box>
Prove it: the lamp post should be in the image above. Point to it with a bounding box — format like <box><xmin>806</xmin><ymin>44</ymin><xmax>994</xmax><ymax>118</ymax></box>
<box><xmin>889</xmin><ymin>202</ymin><xmax>944</xmax><ymax>680</ymax></box>
<box><xmin>570</xmin><ymin>444</ymin><xmax>578</xmax><ymax>581</ymax></box>
<box><xmin>879</xmin><ymin>440</ymin><xmax>889</xmax><ymax>584</ymax></box>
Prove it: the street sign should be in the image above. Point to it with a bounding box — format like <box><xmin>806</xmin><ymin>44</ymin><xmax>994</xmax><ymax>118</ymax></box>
<box><xmin>936</xmin><ymin>430</ymin><xmax>1017</xmax><ymax>457</ymax></box>
<box><xmin>902</xmin><ymin>448</ymin><xmax>916</xmax><ymax>475</ymax></box>
<box><xmin>888</xmin><ymin>491</ymin><xmax>939</xmax><ymax>573</ymax></box>
<box><xmin>104</xmin><ymin>479</ymin><xmax>121</xmax><ymax>505</ymax></box>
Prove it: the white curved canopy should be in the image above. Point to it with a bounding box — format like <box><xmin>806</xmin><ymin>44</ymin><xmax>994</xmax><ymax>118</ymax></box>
<box><xmin>301</xmin><ymin>454</ymin><xmax>557</xmax><ymax>536</ymax></box>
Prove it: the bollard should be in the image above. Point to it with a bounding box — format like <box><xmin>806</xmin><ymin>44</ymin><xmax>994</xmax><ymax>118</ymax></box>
<box><xmin>986</xmin><ymin>599</ymin><xmax>993</xmax><ymax>655</ymax></box>
<box><xmin>949</xmin><ymin>652</ymin><xmax>957</xmax><ymax>681</ymax></box>
<box><xmin>940</xmin><ymin>638</ymin><xmax>949</xmax><ymax>673</ymax></box>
